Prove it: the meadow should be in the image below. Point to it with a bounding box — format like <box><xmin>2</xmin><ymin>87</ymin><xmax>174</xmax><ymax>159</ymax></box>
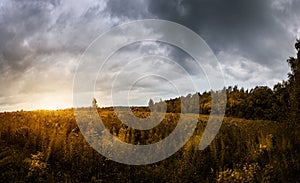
<box><xmin>0</xmin><ymin>109</ymin><xmax>299</xmax><ymax>182</ymax></box>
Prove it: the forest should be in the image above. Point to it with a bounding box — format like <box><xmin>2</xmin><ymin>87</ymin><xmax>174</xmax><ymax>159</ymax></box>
<box><xmin>0</xmin><ymin>40</ymin><xmax>299</xmax><ymax>182</ymax></box>
<box><xmin>145</xmin><ymin>40</ymin><xmax>300</xmax><ymax>122</ymax></box>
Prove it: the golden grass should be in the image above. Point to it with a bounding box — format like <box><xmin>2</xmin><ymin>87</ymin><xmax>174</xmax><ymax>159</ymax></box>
<box><xmin>0</xmin><ymin>109</ymin><xmax>299</xmax><ymax>182</ymax></box>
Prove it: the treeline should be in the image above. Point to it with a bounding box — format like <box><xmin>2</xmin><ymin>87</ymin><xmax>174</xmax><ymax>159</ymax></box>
<box><xmin>157</xmin><ymin>84</ymin><xmax>289</xmax><ymax>121</ymax></box>
<box><xmin>150</xmin><ymin>40</ymin><xmax>300</xmax><ymax>122</ymax></box>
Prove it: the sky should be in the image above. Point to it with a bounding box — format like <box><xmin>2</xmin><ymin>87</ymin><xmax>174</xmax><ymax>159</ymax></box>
<box><xmin>1</xmin><ymin>0</ymin><xmax>300</xmax><ymax>111</ymax></box>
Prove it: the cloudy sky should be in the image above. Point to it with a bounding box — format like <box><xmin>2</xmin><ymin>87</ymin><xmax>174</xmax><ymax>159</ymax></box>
<box><xmin>1</xmin><ymin>0</ymin><xmax>300</xmax><ymax>111</ymax></box>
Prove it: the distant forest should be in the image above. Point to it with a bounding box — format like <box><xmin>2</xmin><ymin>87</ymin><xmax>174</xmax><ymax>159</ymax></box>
<box><xmin>144</xmin><ymin>40</ymin><xmax>300</xmax><ymax>122</ymax></box>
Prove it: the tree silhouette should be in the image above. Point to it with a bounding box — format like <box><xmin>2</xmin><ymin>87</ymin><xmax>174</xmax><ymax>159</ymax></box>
<box><xmin>92</xmin><ymin>98</ymin><xmax>98</xmax><ymax>108</ymax></box>
<box><xmin>295</xmin><ymin>39</ymin><xmax>300</xmax><ymax>51</ymax></box>
<box><xmin>148</xmin><ymin>98</ymin><xmax>154</xmax><ymax>108</ymax></box>
<box><xmin>287</xmin><ymin>39</ymin><xmax>300</xmax><ymax>123</ymax></box>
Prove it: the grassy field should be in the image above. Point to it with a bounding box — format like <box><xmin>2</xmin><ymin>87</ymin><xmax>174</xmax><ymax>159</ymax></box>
<box><xmin>0</xmin><ymin>109</ymin><xmax>299</xmax><ymax>182</ymax></box>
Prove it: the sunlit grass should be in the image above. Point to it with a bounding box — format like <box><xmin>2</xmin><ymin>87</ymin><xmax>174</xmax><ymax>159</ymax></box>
<box><xmin>0</xmin><ymin>109</ymin><xmax>299</xmax><ymax>182</ymax></box>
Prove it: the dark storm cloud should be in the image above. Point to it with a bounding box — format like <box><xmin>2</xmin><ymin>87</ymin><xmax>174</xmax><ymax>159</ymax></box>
<box><xmin>0</xmin><ymin>0</ymin><xmax>108</xmax><ymax>75</ymax></box>
<box><xmin>148</xmin><ymin>0</ymin><xmax>295</xmax><ymax>65</ymax></box>
<box><xmin>0</xmin><ymin>1</ymin><xmax>51</xmax><ymax>72</ymax></box>
<box><xmin>105</xmin><ymin>0</ymin><xmax>150</xmax><ymax>19</ymax></box>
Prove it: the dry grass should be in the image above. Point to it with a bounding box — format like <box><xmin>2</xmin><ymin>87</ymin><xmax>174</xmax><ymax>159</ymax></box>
<box><xmin>0</xmin><ymin>109</ymin><xmax>299</xmax><ymax>182</ymax></box>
